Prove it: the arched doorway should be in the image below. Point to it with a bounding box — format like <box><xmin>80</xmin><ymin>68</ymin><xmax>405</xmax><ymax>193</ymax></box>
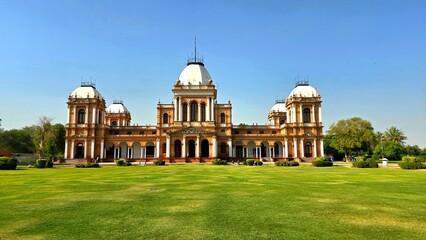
<box><xmin>174</xmin><ymin>140</ymin><xmax>182</xmax><ymax>157</ymax></box>
<box><xmin>188</xmin><ymin>140</ymin><xmax>196</xmax><ymax>157</ymax></box>
<box><xmin>305</xmin><ymin>142</ymin><xmax>312</xmax><ymax>157</ymax></box>
<box><xmin>260</xmin><ymin>143</ymin><xmax>267</xmax><ymax>157</ymax></box>
<box><xmin>201</xmin><ymin>140</ymin><xmax>209</xmax><ymax>157</ymax></box>
<box><xmin>76</xmin><ymin>143</ymin><xmax>84</xmax><ymax>158</ymax></box>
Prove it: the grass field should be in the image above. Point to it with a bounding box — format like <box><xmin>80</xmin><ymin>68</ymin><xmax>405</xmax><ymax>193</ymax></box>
<box><xmin>0</xmin><ymin>164</ymin><xmax>425</xmax><ymax>240</ymax></box>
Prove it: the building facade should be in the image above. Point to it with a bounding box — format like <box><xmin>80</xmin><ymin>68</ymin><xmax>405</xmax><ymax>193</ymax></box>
<box><xmin>64</xmin><ymin>57</ymin><xmax>324</xmax><ymax>163</ymax></box>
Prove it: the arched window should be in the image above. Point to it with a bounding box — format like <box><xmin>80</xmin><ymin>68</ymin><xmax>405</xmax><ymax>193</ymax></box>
<box><xmin>220</xmin><ymin>113</ymin><xmax>226</xmax><ymax>124</ymax></box>
<box><xmin>220</xmin><ymin>142</ymin><xmax>227</xmax><ymax>154</ymax></box>
<box><xmin>111</xmin><ymin>121</ymin><xmax>117</xmax><ymax>127</ymax></box>
<box><xmin>78</xmin><ymin>109</ymin><xmax>85</xmax><ymax>124</ymax></box>
<box><xmin>183</xmin><ymin>103</ymin><xmax>188</xmax><ymax>122</ymax></box>
<box><xmin>191</xmin><ymin>102</ymin><xmax>198</xmax><ymax>121</ymax></box>
<box><xmin>303</xmin><ymin>108</ymin><xmax>311</xmax><ymax>123</ymax></box>
<box><xmin>163</xmin><ymin>113</ymin><xmax>169</xmax><ymax>124</ymax></box>
<box><xmin>305</xmin><ymin>142</ymin><xmax>312</xmax><ymax>157</ymax></box>
<box><xmin>201</xmin><ymin>103</ymin><xmax>206</xmax><ymax>121</ymax></box>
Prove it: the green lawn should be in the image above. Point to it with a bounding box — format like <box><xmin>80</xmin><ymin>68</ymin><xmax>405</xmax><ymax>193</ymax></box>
<box><xmin>1</xmin><ymin>164</ymin><xmax>425</xmax><ymax>240</ymax></box>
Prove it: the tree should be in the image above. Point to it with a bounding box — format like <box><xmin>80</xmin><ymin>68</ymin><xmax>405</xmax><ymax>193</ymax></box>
<box><xmin>0</xmin><ymin>127</ymin><xmax>35</xmax><ymax>153</ymax></box>
<box><xmin>373</xmin><ymin>141</ymin><xmax>405</xmax><ymax>160</ymax></box>
<box><xmin>44</xmin><ymin>123</ymin><xmax>65</xmax><ymax>159</ymax></box>
<box><xmin>32</xmin><ymin>116</ymin><xmax>53</xmax><ymax>158</ymax></box>
<box><xmin>405</xmin><ymin>145</ymin><xmax>421</xmax><ymax>156</ymax></box>
<box><xmin>384</xmin><ymin>126</ymin><xmax>407</xmax><ymax>145</ymax></box>
<box><xmin>327</xmin><ymin>117</ymin><xmax>376</xmax><ymax>161</ymax></box>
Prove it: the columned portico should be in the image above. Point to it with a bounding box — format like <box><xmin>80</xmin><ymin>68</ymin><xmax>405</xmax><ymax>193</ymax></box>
<box><xmin>320</xmin><ymin>140</ymin><xmax>324</xmax><ymax>157</ymax></box>
<box><xmin>293</xmin><ymin>138</ymin><xmax>297</xmax><ymax>158</ymax></box>
<box><xmin>166</xmin><ymin>136</ymin><xmax>170</xmax><ymax>158</ymax></box>
<box><xmin>182</xmin><ymin>136</ymin><xmax>186</xmax><ymax>157</ymax></box>
<box><xmin>301</xmin><ymin>139</ymin><xmax>304</xmax><ymax>158</ymax></box>
<box><xmin>284</xmin><ymin>138</ymin><xmax>288</xmax><ymax>158</ymax></box>
<box><xmin>212</xmin><ymin>136</ymin><xmax>217</xmax><ymax>157</ymax></box>
<box><xmin>228</xmin><ymin>139</ymin><xmax>232</xmax><ymax>157</ymax></box>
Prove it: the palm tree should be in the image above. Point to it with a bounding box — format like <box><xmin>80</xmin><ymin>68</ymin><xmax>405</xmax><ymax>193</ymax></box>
<box><xmin>384</xmin><ymin>126</ymin><xmax>407</xmax><ymax>145</ymax></box>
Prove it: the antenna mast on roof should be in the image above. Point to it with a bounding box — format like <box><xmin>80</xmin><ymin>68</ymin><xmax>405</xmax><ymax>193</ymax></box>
<box><xmin>194</xmin><ymin>36</ymin><xmax>197</xmax><ymax>60</ymax></box>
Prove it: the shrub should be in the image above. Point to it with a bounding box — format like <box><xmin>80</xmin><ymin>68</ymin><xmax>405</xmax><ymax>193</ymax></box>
<box><xmin>75</xmin><ymin>163</ymin><xmax>100</xmax><ymax>168</ymax></box>
<box><xmin>312</xmin><ymin>158</ymin><xmax>333</xmax><ymax>167</ymax></box>
<box><xmin>125</xmin><ymin>161</ymin><xmax>132</xmax><ymax>166</ymax></box>
<box><xmin>154</xmin><ymin>160</ymin><xmax>166</xmax><ymax>166</ymax></box>
<box><xmin>0</xmin><ymin>157</ymin><xmax>18</xmax><ymax>170</ymax></box>
<box><xmin>212</xmin><ymin>159</ymin><xmax>227</xmax><ymax>165</ymax></box>
<box><xmin>246</xmin><ymin>159</ymin><xmax>255</xmax><ymax>166</ymax></box>
<box><xmin>275</xmin><ymin>160</ymin><xmax>299</xmax><ymax>167</ymax></box>
<box><xmin>254</xmin><ymin>160</ymin><xmax>263</xmax><ymax>166</ymax></box>
<box><xmin>352</xmin><ymin>158</ymin><xmax>378</xmax><ymax>168</ymax></box>
<box><xmin>35</xmin><ymin>159</ymin><xmax>48</xmax><ymax>168</ymax></box>
<box><xmin>116</xmin><ymin>159</ymin><xmax>125</xmax><ymax>166</ymax></box>
<box><xmin>47</xmin><ymin>160</ymin><xmax>54</xmax><ymax>168</ymax></box>
<box><xmin>398</xmin><ymin>156</ymin><xmax>425</xmax><ymax>170</ymax></box>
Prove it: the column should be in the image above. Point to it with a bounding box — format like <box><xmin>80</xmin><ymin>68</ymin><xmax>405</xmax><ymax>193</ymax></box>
<box><xmin>211</xmin><ymin>99</ymin><xmax>215</xmax><ymax>121</ymax></box>
<box><xmin>319</xmin><ymin>106</ymin><xmax>322</xmax><ymax>122</ymax></box>
<box><xmin>256</xmin><ymin>147</ymin><xmax>259</xmax><ymax>158</ymax></box>
<box><xmin>284</xmin><ymin>139</ymin><xmax>288</xmax><ymax>158</ymax></box>
<box><xmin>173</xmin><ymin>98</ymin><xmax>177</xmax><ymax>121</ymax></box>
<box><xmin>313</xmin><ymin>139</ymin><xmax>317</xmax><ymax>158</ymax></box>
<box><xmin>198</xmin><ymin>103</ymin><xmax>201</xmax><ymax>122</ymax></box>
<box><xmin>187</xmin><ymin>105</ymin><xmax>190</xmax><ymax>122</ymax></box>
<box><xmin>71</xmin><ymin>140</ymin><xmax>75</xmax><ymax>159</ymax></box>
<box><xmin>312</xmin><ymin>105</ymin><xmax>316</xmax><ymax>123</ymax></box>
<box><xmin>67</xmin><ymin>107</ymin><xmax>70</xmax><ymax>124</ymax></box>
<box><xmin>141</xmin><ymin>147</ymin><xmax>144</xmax><ymax>158</ymax></box>
<box><xmin>320</xmin><ymin>140</ymin><xmax>324</xmax><ymax>157</ymax></box>
<box><xmin>293</xmin><ymin>105</ymin><xmax>296</xmax><ymax>123</ymax></box>
<box><xmin>114</xmin><ymin>147</ymin><xmax>117</xmax><ymax>159</ymax></box>
<box><xmin>179</xmin><ymin>100</ymin><xmax>182</xmax><ymax>121</ymax></box>
<box><xmin>196</xmin><ymin>136</ymin><xmax>200</xmax><ymax>157</ymax></box>
<box><xmin>73</xmin><ymin>106</ymin><xmax>77</xmax><ymax>124</ymax></box>
<box><xmin>182</xmin><ymin>136</ymin><xmax>186</xmax><ymax>157</ymax></box>
<box><xmin>282</xmin><ymin>145</ymin><xmax>285</xmax><ymax>158</ymax></box>
<box><xmin>212</xmin><ymin>136</ymin><xmax>217</xmax><ymax>158</ymax></box>
<box><xmin>301</xmin><ymin>139</ymin><xmax>304</xmax><ymax>158</ymax></box>
<box><xmin>156</xmin><ymin>139</ymin><xmax>160</xmax><ymax>158</ymax></box>
<box><xmin>92</xmin><ymin>107</ymin><xmax>96</xmax><ymax>124</ymax></box>
<box><xmin>64</xmin><ymin>140</ymin><xmax>68</xmax><ymax>159</ymax></box>
<box><xmin>91</xmin><ymin>140</ymin><xmax>95</xmax><ymax>159</ymax></box>
<box><xmin>84</xmin><ymin>140</ymin><xmax>87</xmax><ymax>159</ymax></box>
<box><xmin>272</xmin><ymin>147</ymin><xmax>275</xmax><ymax>158</ymax></box>
<box><xmin>100</xmin><ymin>141</ymin><xmax>104</xmax><ymax>159</ymax></box>
<box><xmin>85</xmin><ymin>106</ymin><xmax>89</xmax><ymax>123</ymax></box>
<box><xmin>228</xmin><ymin>139</ymin><xmax>232</xmax><ymax>157</ymax></box>
<box><xmin>293</xmin><ymin>138</ymin><xmax>298</xmax><ymax>158</ymax></box>
<box><xmin>299</xmin><ymin>105</ymin><xmax>303</xmax><ymax>123</ymax></box>
<box><xmin>166</xmin><ymin>136</ymin><xmax>170</xmax><ymax>158</ymax></box>
<box><xmin>259</xmin><ymin>147</ymin><xmax>262</xmax><ymax>158</ymax></box>
<box><xmin>206</xmin><ymin>98</ymin><xmax>210</xmax><ymax>121</ymax></box>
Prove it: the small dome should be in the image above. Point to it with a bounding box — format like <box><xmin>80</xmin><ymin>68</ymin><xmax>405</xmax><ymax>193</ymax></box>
<box><xmin>288</xmin><ymin>83</ymin><xmax>318</xmax><ymax>98</ymax></box>
<box><xmin>178</xmin><ymin>63</ymin><xmax>212</xmax><ymax>85</ymax></box>
<box><xmin>270</xmin><ymin>102</ymin><xmax>286</xmax><ymax>113</ymax></box>
<box><xmin>106</xmin><ymin>101</ymin><xmax>129</xmax><ymax>113</ymax></box>
<box><xmin>71</xmin><ymin>84</ymin><xmax>104</xmax><ymax>100</ymax></box>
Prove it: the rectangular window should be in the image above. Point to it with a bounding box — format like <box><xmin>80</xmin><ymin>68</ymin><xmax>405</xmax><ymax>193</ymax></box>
<box><xmin>247</xmin><ymin>131</ymin><xmax>252</xmax><ymax>134</ymax></box>
<box><xmin>152</xmin><ymin>131</ymin><xmax>157</xmax><ymax>135</ymax></box>
<box><xmin>127</xmin><ymin>131</ymin><xmax>132</xmax><ymax>135</ymax></box>
<box><xmin>259</xmin><ymin>131</ymin><xmax>264</xmax><ymax>134</ymax></box>
<box><xmin>234</xmin><ymin>131</ymin><xmax>239</xmax><ymax>134</ymax></box>
<box><xmin>139</xmin><ymin>131</ymin><xmax>144</xmax><ymax>135</ymax></box>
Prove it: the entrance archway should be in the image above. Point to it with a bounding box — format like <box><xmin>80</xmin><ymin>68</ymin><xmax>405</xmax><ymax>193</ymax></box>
<box><xmin>76</xmin><ymin>143</ymin><xmax>84</xmax><ymax>158</ymax></box>
<box><xmin>305</xmin><ymin>142</ymin><xmax>312</xmax><ymax>157</ymax></box>
<box><xmin>260</xmin><ymin>143</ymin><xmax>267</xmax><ymax>157</ymax></box>
<box><xmin>201</xmin><ymin>140</ymin><xmax>209</xmax><ymax>157</ymax></box>
<box><xmin>188</xmin><ymin>140</ymin><xmax>196</xmax><ymax>157</ymax></box>
<box><xmin>174</xmin><ymin>140</ymin><xmax>182</xmax><ymax>157</ymax></box>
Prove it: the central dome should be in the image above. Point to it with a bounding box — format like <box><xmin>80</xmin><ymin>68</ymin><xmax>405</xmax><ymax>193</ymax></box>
<box><xmin>178</xmin><ymin>62</ymin><xmax>212</xmax><ymax>85</ymax></box>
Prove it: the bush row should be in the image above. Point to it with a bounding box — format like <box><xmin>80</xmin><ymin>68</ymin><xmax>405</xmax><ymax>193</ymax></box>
<box><xmin>312</xmin><ymin>157</ymin><xmax>333</xmax><ymax>167</ymax></box>
<box><xmin>115</xmin><ymin>159</ymin><xmax>132</xmax><ymax>166</ymax></box>
<box><xmin>352</xmin><ymin>158</ymin><xmax>378</xmax><ymax>168</ymax></box>
<box><xmin>34</xmin><ymin>159</ymin><xmax>54</xmax><ymax>168</ymax></box>
<box><xmin>75</xmin><ymin>163</ymin><xmax>101</xmax><ymax>168</ymax></box>
<box><xmin>153</xmin><ymin>160</ymin><xmax>166</xmax><ymax>166</ymax></box>
<box><xmin>398</xmin><ymin>156</ymin><xmax>425</xmax><ymax>170</ymax></box>
<box><xmin>275</xmin><ymin>160</ymin><xmax>299</xmax><ymax>167</ymax></box>
<box><xmin>212</xmin><ymin>159</ymin><xmax>228</xmax><ymax>165</ymax></box>
<box><xmin>243</xmin><ymin>159</ymin><xmax>263</xmax><ymax>166</ymax></box>
<box><xmin>0</xmin><ymin>157</ymin><xmax>18</xmax><ymax>170</ymax></box>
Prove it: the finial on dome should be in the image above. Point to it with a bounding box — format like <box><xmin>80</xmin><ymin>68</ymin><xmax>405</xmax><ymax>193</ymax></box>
<box><xmin>187</xmin><ymin>36</ymin><xmax>204</xmax><ymax>66</ymax></box>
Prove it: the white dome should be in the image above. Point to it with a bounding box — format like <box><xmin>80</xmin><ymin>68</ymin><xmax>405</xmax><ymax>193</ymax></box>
<box><xmin>71</xmin><ymin>85</ymin><xmax>104</xmax><ymax>100</ymax></box>
<box><xmin>288</xmin><ymin>84</ymin><xmax>318</xmax><ymax>98</ymax></box>
<box><xmin>178</xmin><ymin>63</ymin><xmax>212</xmax><ymax>85</ymax></box>
<box><xmin>270</xmin><ymin>102</ymin><xmax>286</xmax><ymax>113</ymax></box>
<box><xmin>106</xmin><ymin>102</ymin><xmax>128</xmax><ymax>113</ymax></box>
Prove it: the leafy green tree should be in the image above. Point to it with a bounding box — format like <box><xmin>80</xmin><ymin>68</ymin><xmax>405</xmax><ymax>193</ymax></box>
<box><xmin>44</xmin><ymin>123</ymin><xmax>65</xmax><ymax>159</ymax></box>
<box><xmin>384</xmin><ymin>126</ymin><xmax>407</xmax><ymax>145</ymax></box>
<box><xmin>0</xmin><ymin>127</ymin><xmax>35</xmax><ymax>153</ymax></box>
<box><xmin>327</xmin><ymin>117</ymin><xmax>376</xmax><ymax>161</ymax></box>
<box><xmin>373</xmin><ymin>141</ymin><xmax>406</xmax><ymax>160</ymax></box>
<box><xmin>405</xmin><ymin>145</ymin><xmax>421</xmax><ymax>156</ymax></box>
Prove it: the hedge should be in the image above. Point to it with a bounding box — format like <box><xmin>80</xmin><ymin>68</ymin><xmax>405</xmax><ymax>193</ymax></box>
<box><xmin>0</xmin><ymin>157</ymin><xmax>18</xmax><ymax>170</ymax></box>
<box><xmin>154</xmin><ymin>160</ymin><xmax>166</xmax><ymax>166</ymax></box>
<box><xmin>398</xmin><ymin>156</ymin><xmax>425</xmax><ymax>170</ymax></box>
<box><xmin>35</xmin><ymin>159</ymin><xmax>53</xmax><ymax>168</ymax></box>
<box><xmin>116</xmin><ymin>159</ymin><xmax>132</xmax><ymax>166</ymax></box>
<box><xmin>75</xmin><ymin>163</ymin><xmax>101</xmax><ymax>168</ymax></box>
<box><xmin>312</xmin><ymin>157</ymin><xmax>333</xmax><ymax>167</ymax></box>
<box><xmin>352</xmin><ymin>158</ymin><xmax>378</xmax><ymax>168</ymax></box>
<box><xmin>275</xmin><ymin>160</ymin><xmax>299</xmax><ymax>167</ymax></box>
<box><xmin>212</xmin><ymin>159</ymin><xmax>227</xmax><ymax>165</ymax></box>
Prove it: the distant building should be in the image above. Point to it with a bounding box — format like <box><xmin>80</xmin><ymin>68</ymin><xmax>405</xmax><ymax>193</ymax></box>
<box><xmin>64</xmin><ymin>54</ymin><xmax>324</xmax><ymax>163</ymax></box>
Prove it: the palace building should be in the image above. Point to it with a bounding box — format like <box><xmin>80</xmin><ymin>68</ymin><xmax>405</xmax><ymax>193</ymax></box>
<box><xmin>64</xmin><ymin>55</ymin><xmax>324</xmax><ymax>163</ymax></box>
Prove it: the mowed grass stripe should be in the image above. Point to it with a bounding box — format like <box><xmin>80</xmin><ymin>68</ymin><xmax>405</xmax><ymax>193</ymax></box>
<box><xmin>0</xmin><ymin>165</ymin><xmax>425</xmax><ymax>239</ymax></box>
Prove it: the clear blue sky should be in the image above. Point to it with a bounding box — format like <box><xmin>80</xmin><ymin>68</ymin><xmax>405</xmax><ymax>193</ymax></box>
<box><xmin>0</xmin><ymin>0</ymin><xmax>425</xmax><ymax>147</ymax></box>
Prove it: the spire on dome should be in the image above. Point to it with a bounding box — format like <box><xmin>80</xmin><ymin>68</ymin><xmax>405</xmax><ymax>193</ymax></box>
<box><xmin>187</xmin><ymin>36</ymin><xmax>204</xmax><ymax>66</ymax></box>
